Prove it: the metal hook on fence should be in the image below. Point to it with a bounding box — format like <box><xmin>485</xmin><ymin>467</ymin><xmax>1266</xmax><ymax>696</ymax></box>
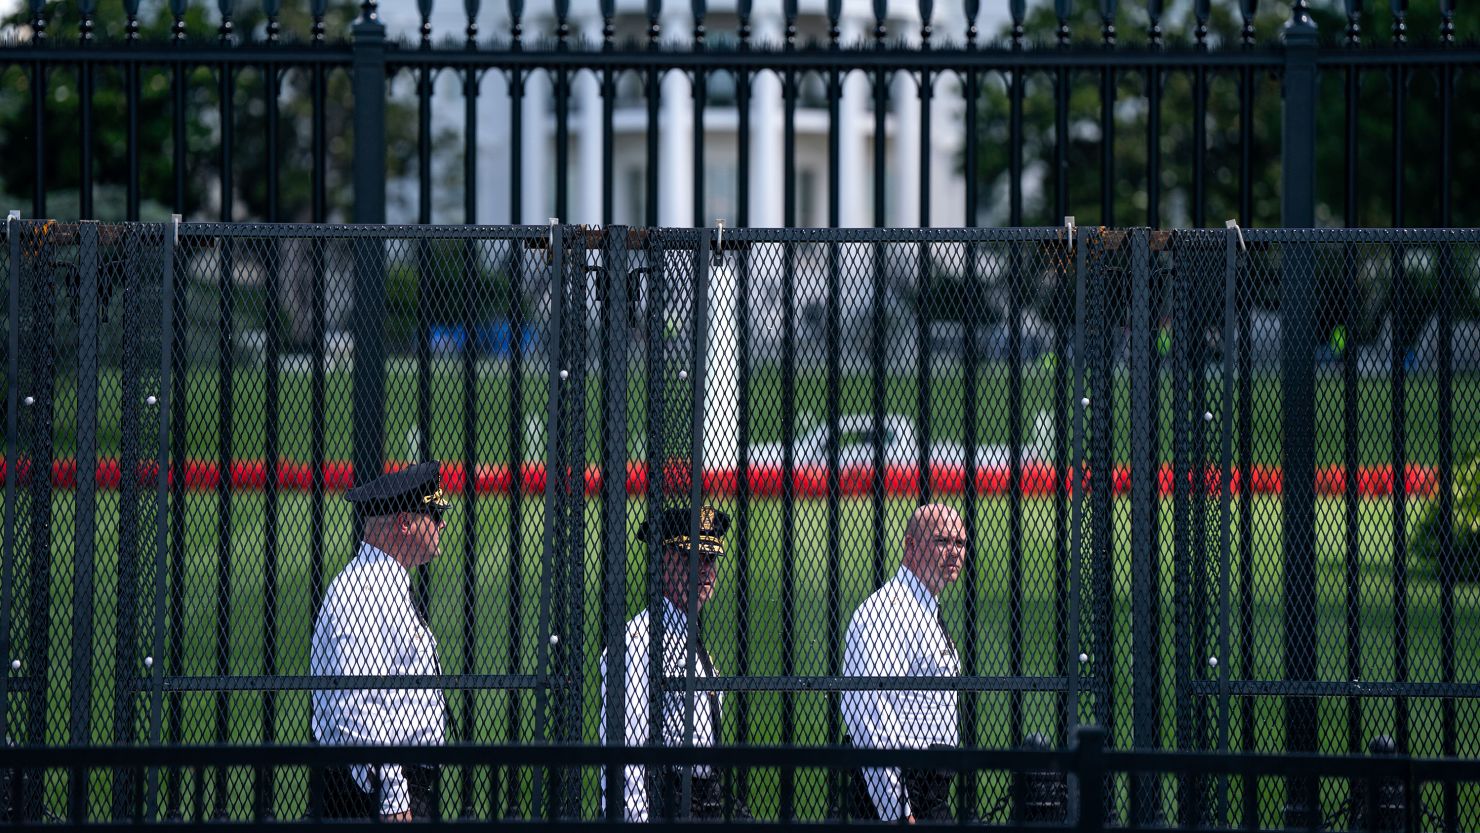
<box><xmin>1225</xmin><ymin>218</ymin><xmax>1247</xmax><ymax>252</ymax></box>
<box><xmin>548</xmin><ymin>217</ymin><xmax>559</xmax><ymax>264</ymax></box>
<box><xmin>1063</xmin><ymin>215</ymin><xmax>1076</xmax><ymax>252</ymax></box>
<box><xmin>713</xmin><ymin>218</ymin><xmax>725</xmax><ymax>264</ymax></box>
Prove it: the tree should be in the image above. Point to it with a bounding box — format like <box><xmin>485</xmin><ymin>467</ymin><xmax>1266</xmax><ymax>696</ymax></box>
<box><xmin>0</xmin><ymin>0</ymin><xmax>431</xmax><ymax>223</ymax></box>
<box><xmin>965</xmin><ymin>3</ymin><xmax>1480</xmax><ymax>349</ymax></box>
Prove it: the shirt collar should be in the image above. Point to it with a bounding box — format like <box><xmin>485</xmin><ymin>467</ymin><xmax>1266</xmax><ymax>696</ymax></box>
<box><xmin>896</xmin><ymin>565</ymin><xmax>938</xmax><ymax>616</ymax></box>
<box><xmin>358</xmin><ymin>542</ymin><xmax>408</xmax><ymax>581</ymax></box>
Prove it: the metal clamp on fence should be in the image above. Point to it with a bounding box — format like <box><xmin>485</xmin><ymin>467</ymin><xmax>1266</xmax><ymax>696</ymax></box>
<box><xmin>1225</xmin><ymin>219</ymin><xmax>1247</xmax><ymax>251</ymax></box>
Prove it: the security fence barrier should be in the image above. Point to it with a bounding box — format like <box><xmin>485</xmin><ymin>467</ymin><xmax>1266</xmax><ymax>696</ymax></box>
<box><xmin>10</xmin><ymin>727</ymin><xmax>1480</xmax><ymax>829</ymax></box>
<box><xmin>2</xmin><ymin>220</ymin><xmax>1479</xmax><ymax>827</ymax></box>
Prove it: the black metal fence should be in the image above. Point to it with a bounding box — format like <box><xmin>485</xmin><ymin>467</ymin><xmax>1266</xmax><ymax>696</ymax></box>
<box><xmin>2</xmin><ymin>219</ymin><xmax>1480</xmax><ymax>827</ymax></box>
<box><xmin>11</xmin><ymin>728</ymin><xmax>1480</xmax><ymax>830</ymax></box>
<box><xmin>2</xmin><ymin>1</ymin><xmax>1480</xmax><ymax>229</ymax></box>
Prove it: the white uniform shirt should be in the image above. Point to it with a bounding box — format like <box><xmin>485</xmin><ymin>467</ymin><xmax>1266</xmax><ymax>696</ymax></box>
<box><xmin>841</xmin><ymin>566</ymin><xmax>960</xmax><ymax>820</ymax></box>
<box><xmin>310</xmin><ymin>543</ymin><xmax>445</xmax><ymax>816</ymax></box>
<box><xmin>598</xmin><ymin>598</ymin><xmax>721</xmax><ymax>822</ymax></box>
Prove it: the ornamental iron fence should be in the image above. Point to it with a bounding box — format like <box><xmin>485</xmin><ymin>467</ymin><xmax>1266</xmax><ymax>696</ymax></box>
<box><xmin>1</xmin><ymin>1</ymin><xmax>1479</xmax><ymax>229</ymax></box>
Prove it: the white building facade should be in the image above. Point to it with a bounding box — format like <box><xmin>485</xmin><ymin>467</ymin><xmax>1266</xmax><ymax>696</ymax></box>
<box><xmin>381</xmin><ymin>0</ymin><xmax>992</xmax><ymax>229</ymax></box>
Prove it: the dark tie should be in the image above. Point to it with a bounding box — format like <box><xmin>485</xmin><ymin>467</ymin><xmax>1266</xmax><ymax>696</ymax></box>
<box><xmin>935</xmin><ymin>609</ymin><xmax>957</xmax><ymax>654</ymax></box>
<box><xmin>410</xmin><ymin>584</ymin><xmax>430</xmax><ymax>628</ymax></box>
<box><xmin>409</xmin><ymin>585</ymin><xmax>442</xmax><ymax>675</ymax></box>
<box><xmin>695</xmin><ymin>634</ymin><xmax>723</xmax><ymax>743</ymax></box>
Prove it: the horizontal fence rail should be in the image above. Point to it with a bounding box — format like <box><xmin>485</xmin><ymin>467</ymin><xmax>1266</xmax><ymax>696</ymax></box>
<box><xmin>8</xmin><ymin>728</ymin><xmax>1480</xmax><ymax>829</ymax></box>
<box><xmin>1</xmin><ymin>0</ymin><xmax>1479</xmax><ymax>232</ymax></box>
<box><xmin>2</xmin><ymin>220</ymin><xmax>1479</xmax><ymax>828</ymax></box>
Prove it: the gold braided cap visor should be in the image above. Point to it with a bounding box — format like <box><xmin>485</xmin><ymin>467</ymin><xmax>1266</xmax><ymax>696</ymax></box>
<box><xmin>417</xmin><ymin>487</ymin><xmax>451</xmax><ymax>521</ymax></box>
<box><xmin>661</xmin><ymin>534</ymin><xmax>726</xmax><ymax>557</ymax></box>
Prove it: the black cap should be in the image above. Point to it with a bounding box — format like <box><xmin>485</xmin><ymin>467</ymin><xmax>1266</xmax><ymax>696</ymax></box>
<box><xmin>345</xmin><ymin>461</ymin><xmax>451</xmax><ymax>520</ymax></box>
<box><xmin>636</xmin><ymin>505</ymin><xmax>730</xmax><ymax>557</ymax></box>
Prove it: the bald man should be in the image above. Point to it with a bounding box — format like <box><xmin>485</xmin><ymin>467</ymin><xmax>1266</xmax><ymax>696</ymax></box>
<box><xmin>841</xmin><ymin>504</ymin><xmax>967</xmax><ymax>822</ymax></box>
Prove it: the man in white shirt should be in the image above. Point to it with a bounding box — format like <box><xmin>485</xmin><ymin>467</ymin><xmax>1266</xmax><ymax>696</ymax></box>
<box><xmin>598</xmin><ymin>504</ymin><xmax>749</xmax><ymax>821</ymax></box>
<box><xmin>310</xmin><ymin>461</ymin><xmax>450</xmax><ymax>822</ymax></box>
<box><xmin>841</xmin><ymin>503</ymin><xmax>967</xmax><ymax>822</ymax></box>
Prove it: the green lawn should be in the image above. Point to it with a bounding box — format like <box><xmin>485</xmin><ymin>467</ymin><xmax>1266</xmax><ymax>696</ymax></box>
<box><xmin>8</xmin><ymin>490</ymin><xmax>1480</xmax><ymax>823</ymax></box>
<box><xmin>26</xmin><ymin>362</ymin><xmax>1480</xmax><ymax>467</ymax></box>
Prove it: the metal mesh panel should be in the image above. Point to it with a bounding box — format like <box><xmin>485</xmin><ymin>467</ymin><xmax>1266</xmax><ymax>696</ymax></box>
<box><xmin>3</xmin><ymin>222</ymin><xmax>1480</xmax><ymax>829</ymax></box>
<box><xmin>0</xmin><ymin>221</ymin><xmax>167</xmax><ymax>819</ymax></box>
<box><xmin>1224</xmin><ymin>229</ymin><xmax>1480</xmax><ymax>831</ymax></box>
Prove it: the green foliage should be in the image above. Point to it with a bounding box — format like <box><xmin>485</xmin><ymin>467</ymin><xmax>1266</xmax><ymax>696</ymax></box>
<box><xmin>1412</xmin><ymin>445</ymin><xmax>1480</xmax><ymax>582</ymax></box>
<box><xmin>970</xmin><ymin>2</ymin><xmax>1287</xmax><ymax>229</ymax></box>
<box><xmin>959</xmin><ymin>4</ymin><xmax>1480</xmax><ymax>344</ymax></box>
<box><xmin>970</xmin><ymin>1</ymin><xmax>1480</xmax><ymax>232</ymax></box>
<box><xmin>0</xmin><ymin>1</ymin><xmax>431</xmax><ymax>222</ymax></box>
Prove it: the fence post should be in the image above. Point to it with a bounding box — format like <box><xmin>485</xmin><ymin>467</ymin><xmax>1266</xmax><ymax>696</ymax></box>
<box><xmin>601</xmin><ymin>225</ymin><xmax>630</xmax><ymax>823</ymax></box>
<box><xmin>1074</xmin><ymin>726</ymin><xmax>1107</xmax><ymax>833</ymax></box>
<box><xmin>71</xmin><ymin>222</ymin><xmax>100</xmax><ymax>751</ymax></box>
<box><xmin>534</xmin><ymin>222</ymin><xmax>568</xmax><ymax>817</ymax></box>
<box><xmin>144</xmin><ymin>216</ymin><xmax>179</xmax><ymax>821</ymax></box>
<box><xmin>1</xmin><ymin>213</ymin><xmax>19</xmax><ymax>755</ymax></box>
<box><xmin>1128</xmin><ymin>229</ymin><xmax>1160</xmax><ymax>826</ymax></box>
<box><xmin>1280</xmin><ymin>2</ymin><xmax>1319</xmax><ymax>826</ymax></box>
<box><xmin>351</xmin><ymin>2</ymin><xmax>386</xmax><ymax>225</ymax></box>
<box><xmin>350</xmin><ymin>2</ymin><xmax>387</xmax><ymax>491</ymax></box>
<box><xmin>1281</xmin><ymin>0</ymin><xmax>1318</xmax><ymax>228</ymax></box>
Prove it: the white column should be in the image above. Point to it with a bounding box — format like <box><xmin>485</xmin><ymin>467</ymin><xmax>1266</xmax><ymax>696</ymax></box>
<box><xmin>838</xmin><ymin>13</ymin><xmax>870</xmax><ymax>228</ymax></box>
<box><xmin>705</xmin><ymin>237</ymin><xmax>739</xmax><ymax>468</ymax></box>
<box><xmin>522</xmin><ymin>68</ymin><xmax>551</xmax><ymax>223</ymax></box>
<box><xmin>479</xmin><ymin>6</ymin><xmax>515</xmax><ymax>224</ymax></box>
<box><xmin>575</xmin><ymin>16</ymin><xmax>605</xmax><ymax>225</ymax></box>
<box><xmin>930</xmin><ymin>71</ymin><xmax>965</xmax><ymax>227</ymax></box>
<box><xmin>482</xmin><ymin>73</ymin><xmax>512</xmax><ymax>225</ymax></box>
<box><xmin>659</xmin><ymin>10</ymin><xmax>694</xmax><ymax>226</ymax></box>
<box><xmin>748</xmin><ymin>12</ymin><xmax>784</xmax><ymax>228</ymax></box>
<box><xmin>891</xmin><ymin>68</ymin><xmax>920</xmax><ymax>228</ymax></box>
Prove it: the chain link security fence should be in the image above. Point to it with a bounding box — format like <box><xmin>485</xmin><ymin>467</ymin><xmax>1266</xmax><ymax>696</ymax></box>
<box><xmin>2</xmin><ymin>221</ymin><xmax>1480</xmax><ymax>828</ymax></box>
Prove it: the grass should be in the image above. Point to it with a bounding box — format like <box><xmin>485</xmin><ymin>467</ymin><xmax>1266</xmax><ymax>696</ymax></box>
<box><xmin>8</xmin><ymin>490</ymin><xmax>1480</xmax><ymax>823</ymax></box>
<box><xmin>25</xmin><ymin>362</ymin><xmax>1480</xmax><ymax>467</ymax></box>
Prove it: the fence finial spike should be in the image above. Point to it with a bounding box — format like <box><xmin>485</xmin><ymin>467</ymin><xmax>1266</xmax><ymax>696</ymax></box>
<box><xmin>1225</xmin><ymin>219</ymin><xmax>1247</xmax><ymax>251</ymax></box>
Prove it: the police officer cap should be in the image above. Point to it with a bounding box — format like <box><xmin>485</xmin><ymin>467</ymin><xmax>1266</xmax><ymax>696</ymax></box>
<box><xmin>636</xmin><ymin>505</ymin><xmax>730</xmax><ymax>557</ymax></box>
<box><xmin>345</xmin><ymin>461</ymin><xmax>451</xmax><ymax>520</ymax></box>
